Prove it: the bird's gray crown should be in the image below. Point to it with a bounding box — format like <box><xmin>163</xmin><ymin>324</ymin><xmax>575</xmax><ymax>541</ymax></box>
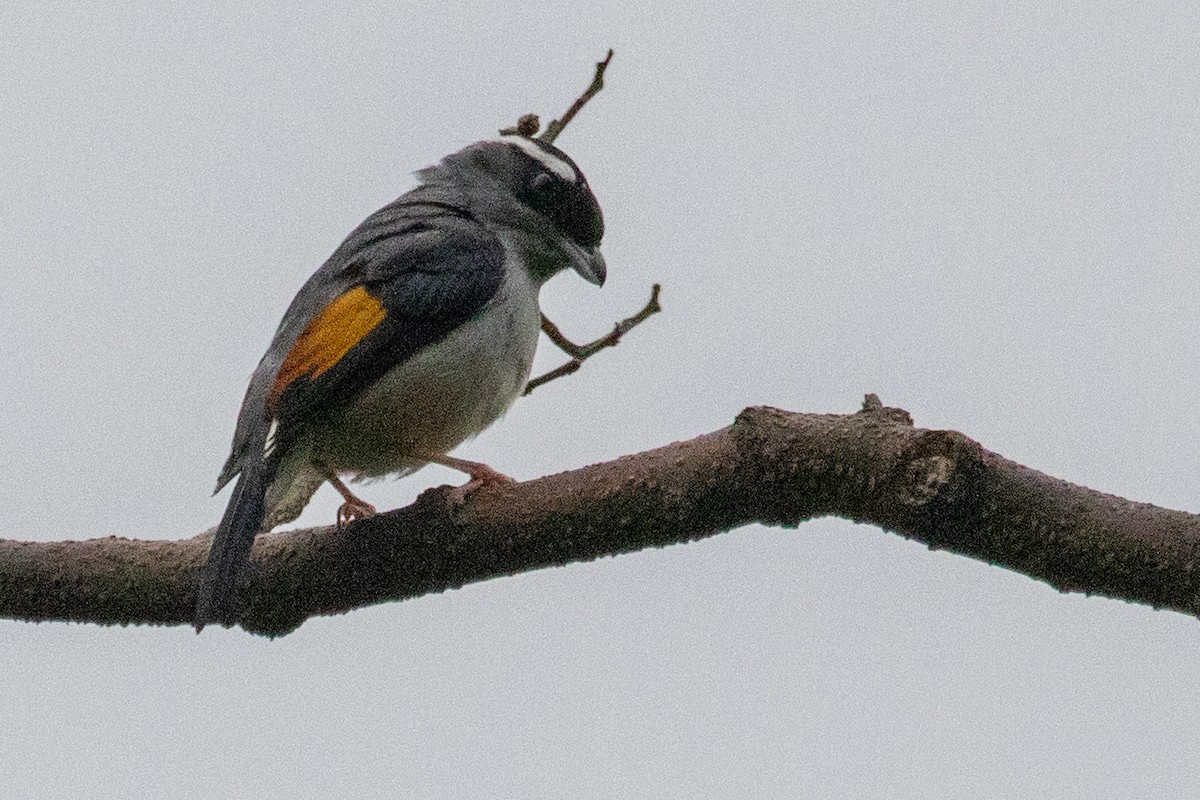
<box><xmin>421</xmin><ymin>137</ymin><xmax>604</xmax><ymax>252</ymax></box>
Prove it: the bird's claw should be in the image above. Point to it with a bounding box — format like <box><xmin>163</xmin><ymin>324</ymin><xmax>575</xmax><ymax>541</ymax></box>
<box><xmin>337</xmin><ymin>498</ymin><xmax>377</xmax><ymax>530</ymax></box>
<box><xmin>446</xmin><ymin>469</ymin><xmax>516</xmax><ymax>506</ymax></box>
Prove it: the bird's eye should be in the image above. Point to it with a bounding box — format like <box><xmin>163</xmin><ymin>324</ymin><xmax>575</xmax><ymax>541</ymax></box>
<box><xmin>531</xmin><ymin>172</ymin><xmax>555</xmax><ymax>193</ymax></box>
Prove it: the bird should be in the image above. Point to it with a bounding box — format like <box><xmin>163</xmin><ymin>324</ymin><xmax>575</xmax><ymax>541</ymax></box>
<box><xmin>194</xmin><ymin>135</ymin><xmax>606</xmax><ymax>630</ymax></box>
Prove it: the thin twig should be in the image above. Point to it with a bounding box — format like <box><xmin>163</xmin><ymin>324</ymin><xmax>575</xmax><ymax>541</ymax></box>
<box><xmin>496</xmin><ymin>48</ymin><xmax>653</xmax><ymax>397</ymax></box>
<box><xmin>540</xmin><ymin>49</ymin><xmax>614</xmax><ymax>145</ymax></box>
<box><xmin>525</xmin><ymin>284</ymin><xmax>661</xmax><ymax>395</ymax></box>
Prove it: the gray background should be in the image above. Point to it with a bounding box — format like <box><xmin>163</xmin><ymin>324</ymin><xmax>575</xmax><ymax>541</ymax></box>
<box><xmin>3</xmin><ymin>2</ymin><xmax>1200</xmax><ymax>797</ymax></box>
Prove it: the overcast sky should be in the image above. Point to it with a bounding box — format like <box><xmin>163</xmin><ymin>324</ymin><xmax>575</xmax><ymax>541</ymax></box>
<box><xmin>3</xmin><ymin>2</ymin><xmax>1200</xmax><ymax>797</ymax></box>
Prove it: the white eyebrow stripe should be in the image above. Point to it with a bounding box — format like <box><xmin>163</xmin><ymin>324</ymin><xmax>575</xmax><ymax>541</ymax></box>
<box><xmin>497</xmin><ymin>135</ymin><xmax>577</xmax><ymax>182</ymax></box>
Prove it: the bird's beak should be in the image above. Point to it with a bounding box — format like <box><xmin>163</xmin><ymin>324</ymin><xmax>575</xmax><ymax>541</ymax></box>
<box><xmin>569</xmin><ymin>244</ymin><xmax>607</xmax><ymax>287</ymax></box>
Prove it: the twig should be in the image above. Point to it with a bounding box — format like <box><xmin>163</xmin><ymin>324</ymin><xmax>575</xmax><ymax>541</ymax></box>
<box><xmin>496</xmin><ymin>49</ymin><xmax>654</xmax><ymax>396</ymax></box>
<box><xmin>540</xmin><ymin>49</ymin><xmax>614</xmax><ymax>144</ymax></box>
<box><xmin>525</xmin><ymin>284</ymin><xmax>661</xmax><ymax>395</ymax></box>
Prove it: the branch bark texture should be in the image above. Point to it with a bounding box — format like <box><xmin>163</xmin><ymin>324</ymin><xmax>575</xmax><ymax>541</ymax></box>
<box><xmin>3</xmin><ymin>399</ymin><xmax>1198</xmax><ymax>637</ymax></box>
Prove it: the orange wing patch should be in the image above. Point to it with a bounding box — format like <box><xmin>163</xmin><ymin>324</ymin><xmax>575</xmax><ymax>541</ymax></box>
<box><xmin>268</xmin><ymin>286</ymin><xmax>387</xmax><ymax>412</ymax></box>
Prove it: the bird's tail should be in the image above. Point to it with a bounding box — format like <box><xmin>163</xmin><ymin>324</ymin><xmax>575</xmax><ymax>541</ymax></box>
<box><xmin>194</xmin><ymin>460</ymin><xmax>273</xmax><ymax>631</ymax></box>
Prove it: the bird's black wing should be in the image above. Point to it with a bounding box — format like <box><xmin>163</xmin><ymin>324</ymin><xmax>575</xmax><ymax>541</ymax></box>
<box><xmin>265</xmin><ymin>203</ymin><xmax>506</xmax><ymax>446</ymax></box>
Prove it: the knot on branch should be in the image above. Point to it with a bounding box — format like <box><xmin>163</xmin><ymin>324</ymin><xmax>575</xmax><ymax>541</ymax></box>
<box><xmin>499</xmin><ymin>114</ymin><xmax>541</xmax><ymax>138</ymax></box>
<box><xmin>888</xmin><ymin>429</ymin><xmax>979</xmax><ymax>515</ymax></box>
<box><xmin>898</xmin><ymin>455</ymin><xmax>956</xmax><ymax>508</ymax></box>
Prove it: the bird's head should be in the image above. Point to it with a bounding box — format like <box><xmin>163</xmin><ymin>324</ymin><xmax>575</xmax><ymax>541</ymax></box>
<box><xmin>424</xmin><ymin>136</ymin><xmax>606</xmax><ymax>286</ymax></box>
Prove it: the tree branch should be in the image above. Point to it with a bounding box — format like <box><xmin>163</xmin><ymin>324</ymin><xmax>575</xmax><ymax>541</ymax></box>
<box><xmin>4</xmin><ymin>396</ymin><xmax>1199</xmax><ymax>637</ymax></box>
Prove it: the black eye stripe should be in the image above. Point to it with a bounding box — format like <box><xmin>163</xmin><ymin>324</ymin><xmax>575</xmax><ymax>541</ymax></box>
<box><xmin>504</xmin><ymin>140</ymin><xmax>604</xmax><ymax>249</ymax></box>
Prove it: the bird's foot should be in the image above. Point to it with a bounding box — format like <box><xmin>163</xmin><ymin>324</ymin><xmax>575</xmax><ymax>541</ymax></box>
<box><xmin>429</xmin><ymin>457</ymin><xmax>516</xmax><ymax>506</ymax></box>
<box><xmin>447</xmin><ymin>476</ymin><xmax>515</xmax><ymax>506</ymax></box>
<box><xmin>337</xmin><ymin>497</ymin><xmax>376</xmax><ymax>530</ymax></box>
<box><xmin>322</xmin><ymin>468</ymin><xmax>377</xmax><ymax>530</ymax></box>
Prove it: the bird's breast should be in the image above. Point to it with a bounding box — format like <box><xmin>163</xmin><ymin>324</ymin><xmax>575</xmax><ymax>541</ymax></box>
<box><xmin>316</xmin><ymin>257</ymin><xmax>542</xmax><ymax>477</ymax></box>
